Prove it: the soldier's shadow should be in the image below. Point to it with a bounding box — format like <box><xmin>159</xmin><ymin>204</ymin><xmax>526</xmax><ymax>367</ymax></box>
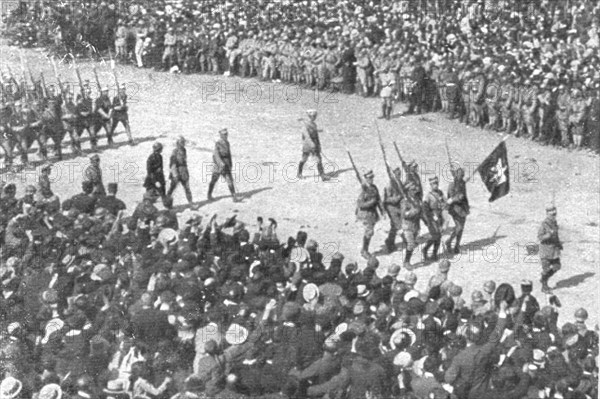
<box><xmin>172</xmin><ymin>186</ymin><xmax>273</xmax><ymax>212</ymax></box>
<box><xmin>5</xmin><ymin>135</ymin><xmax>159</xmax><ymax>174</ymax></box>
<box><xmin>554</xmin><ymin>272</ymin><xmax>595</xmax><ymax>290</ymax></box>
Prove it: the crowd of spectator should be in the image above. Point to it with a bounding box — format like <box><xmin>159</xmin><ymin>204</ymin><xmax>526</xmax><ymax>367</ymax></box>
<box><xmin>0</xmin><ymin>159</ymin><xmax>598</xmax><ymax>398</ymax></box>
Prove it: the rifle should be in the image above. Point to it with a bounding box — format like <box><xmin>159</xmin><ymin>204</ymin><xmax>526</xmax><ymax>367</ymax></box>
<box><xmin>445</xmin><ymin>137</ymin><xmax>456</xmax><ymax>177</ymax></box>
<box><xmin>50</xmin><ymin>56</ymin><xmax>65</xmax><ymax>96</ymax></box>
<box><xmin>75</xmin><ymin>67</ymin><xmax>85</xmax><ymax>97</ymax></box>
<box><xmin>109</xmin><ymin>48</ymin><xmax>120</xmax><ymax>89</ymax></box>
<box><xmin>392</xmin><ymin>141</ymin><xmax>409</xmax><ymax>177</ymax></box>
<box><xmin>18</xmin><ymin>50</ymin><xmax>29</xmax><ymax>102</ymax></box>
<box><xmin>376</xmin><ymin>122</ymin><xmax>415</xmax><ymax>206</ymax></box>
<box><xmin>93</xmin><ymin>66</ymin><xmax>102</xmax><ymax>93</ymax></box>
<box><xmin>40</xmin><ymin>73</ymin><xmax>48</xmax><ymax>98</ymax></box>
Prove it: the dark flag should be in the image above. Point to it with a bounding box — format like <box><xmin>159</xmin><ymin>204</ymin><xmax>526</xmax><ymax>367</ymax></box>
<box><xmin>478</xmin><ymin>141</ymin><xmax>509</xmax><ymax>202</ymax></box>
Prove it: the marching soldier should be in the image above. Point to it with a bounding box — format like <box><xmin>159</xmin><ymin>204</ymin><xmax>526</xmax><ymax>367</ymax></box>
<box><xmin>383</xmin><ymin>168</ymin><xmax>403</xmax><ymax>253</ymax></box>
<box><xmin>92</xmin><ymin>86</ymin><xmax>113</xmax><ymax>147</ymax></box>
<box><xmin>297</xmin><ymin>109</ymin><xmax>327</xmax><ymax>181</ymax></box>
<box><xmin>445</xmin><ymin>167</ymin><xmax>469</xmax><ymax>254</ymax></box>
<box><xmin>569</xmin><ymin>88</ymin><xmax>587</xmax><ymax>150</ymax></box>
<box><xmin>207</xmin><ymin>128</ymin><xmax>237</xmax><ymax>202</ymax></box>
<box><xmin>144</xmin><ymin>142</ymin><xmax>166</xmax><ymax>199</ymax></box>
<box><xmin>83</xmin><ymin>153</ymin><xmax>106</xmax><ymax>197</ymax></box>
<box><xmin>422</xmin><ymin>176</ymin><xmax>446</xmax><ymax>261</ymax></box>
<box><xmin>167</xmin><ymin>135</ymin><xmax>193</xmax><ymax>205</ymax></box>
<box><xmin>110</xmin><ymin>83</ymin><xmax>134</xmax><ymax>145</ymax></box>
<box><xmin>400</xmin><ymin>183</ymin><xmax>422</xmax><ymax>270</ymax></box>
<box><xmin>75</xmin><ymin>82</ymin><xmax>94</xmax><ymax>150</ymax></box>
<box><xmin>61</xmin><ymin>90</ymin><xmax>81</xmax><ymax>155</ymax></box>
<box><xmin>356</xmin><ymin>169</ymin><xmax>381</xmax><ymax>259</ymax></box>
<box><xmin>556</xmin><ymin>84</ymin><xmax>571</xmax><ymax>147</ymax></box>
<box><xmin>538</xmin><ymin>204</ymin><xmax>562</xmax><ymax>293</ymax></box>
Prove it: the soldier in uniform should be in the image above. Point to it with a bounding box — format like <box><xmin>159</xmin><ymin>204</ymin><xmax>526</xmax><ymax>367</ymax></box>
<box><xmin>207</xmin><ymin>128</ymin><xmax>237</xmax><ymax>202</ymax></box>
<box><xmin>569</xmin><ymin>88</ymin><xmax>587</xmax><ymax>150</ymax></box>
<box><xmin>469</xmin><ymin>67</ymin><xmax>486</xmax><ymax>127</ymax></box>
<box><xmin>383</xmin><ymin>168</ymin><xmax>403</xmax><ymax>253</ymax></box>
<box><xmin>555</xmin><ymin>84</ymin><xmax>571</xmax><ymax>147</ymax></box>
<box><xmin>484</xmin><ymin>73</ymin><xmax>500</xmax><ymax>130</ymax></box>
<box><xmin>110</xmin><ymin>83</ymin><xmax>134</xmax><ymax>145</ymax></box>
<box><xmin>499</xmin><ymin>76</ymin><xmax>513</xmax><ymax>133</ymax></box>
<box><xmin>537</xmin><ymin>81</ymin><xmax>554</xmax><ymax>144</ymax></box>
<box><xmin>405</xmin><ymin>57</ymin><xmax>426</xmax><ymax>115</ymax></box>
<box><xmin>459</xmin><ymin>70</ymin><xmax>471</xmax><ymax>124</ymax></box>
<box><xmin>167</xmin><ymin>135</ymin><xmax>193</xmax><ymax>205</ymax></box>
<box><xmin>379</xmin><ymin>79</ymin><xmax>395</xmax><ymax>120</ymax></box>
<box><xmin>144</xmin><ymin>142</ymin><xmax>166</xmax><ymax>200</ymax></box>
<box><xmin>538</xmin><ymin>204</ymin><xmax>562</xmax><ymax>293</ymax></box>
<box><xmin>586</xmin><ymin>85</ymin><xmax>600</xmax><ymax>152</ymax></box>
<box><xmin>61</xmin><ymin>89</ymin><xmax>81</xmax><ymax>155</ymax></box>
<box><xmin>400</xmin><ymin>183</ymin><xmax>421</xmax><ymax>270</ymax></box>
<box><xmin>75</xmin><ymin>83</ymin><xmax>94</xmax><ymax>151</ymax></box>
<box><xmin>297</xmin><ymin>109</ymin><xmax>327</xmax><ymax>181</ymax></box>
<box><xmin>0</xmin><ymin>99</ymin><xmax>15</xmax><ymax>168</ymax></box>
<box><xmin>445</xmin><ymin>167</ymin><xmax>469</xmax><ymax>254</ymax></box>
<box><xmin>422</xmin><ymin>176</ymin><xmax>446</xmax><ymax>261</ymax></box>
<box><xmin>356</xmin><ymin>169</ymin><xmax>381</xmax><ymax>259</ymax></box>
<box><xmin>522</xmin><ymin>79</ymin><xmax>539</xmax><ymax>139</ymax></box>
<box><xmin>92</xmin><ymin>86</ymin><xmax>113</xmax><ymax>147</ymax></box>
<box><xmin>84</xmin><ymin>153</ymin><xmax>106</xmax><ymax>197</ymax></box>
<box><xmin>510</xmin><ymin>76</ymin><xmax>524</xmax><ymax>136</ymax></box>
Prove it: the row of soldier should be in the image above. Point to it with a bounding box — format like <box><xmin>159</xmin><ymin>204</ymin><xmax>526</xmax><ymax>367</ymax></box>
<box><xmin>125</xmin><ymin>25</ymin><xmax>600</xmax><ymax>151</ymax></box>
<box><xmin>0</xmin><ymin>70</ymin><xmax>134</xmax><ymax>168</ymax></box>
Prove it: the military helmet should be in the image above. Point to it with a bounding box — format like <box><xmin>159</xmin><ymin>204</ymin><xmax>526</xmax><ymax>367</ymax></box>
<box><xmin>574</xmin><ymin>308</ymin><xmax>588</xmax><ymax>321</ymax></box>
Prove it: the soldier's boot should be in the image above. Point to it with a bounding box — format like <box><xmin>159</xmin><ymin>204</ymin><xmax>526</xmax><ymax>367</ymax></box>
<box><xmin>228</xmin><ymin>181</ymin><xmax>239</xmax><ymax>202</ymax></box>
<box><xmin>317</xmin><ymin>163</ymin><xmax>329</xmax><ymax>181</ymax></box>
<box><xmin>540</xmin><ymin>273</ymin><xmax>552</xmax><ymax>293</ymax></box>
<box><xmin>207</xmin><ymin>180</ymin><xmax>216</xmax><ymax>201</ymax></box>
<box><xmin>454</xmin><ymin>231</ymin><xmax>463</xmax><ymax>254</ymax></box>
<box><xmin>297</xmin><ymin>161</ymin><xmax>305</xmax><ymax>179</ymax></box>
<box><xmin>378</xmin><ymin>103</ymin><xmax>387</xmax><ymax>119</ymax></box>
<box><xmin>444</xmin><ymin>236</ymin><xmax>454</xmax><ymax>254</ymax></box>
<box><xmin>386</xmin><ymin>105</ymin><xmax>393</xmax><ymax>120</ymax></box>
<box><xmin>184</xmin><ymin>187</ymin><xmax>193</xmax><ymax>205</ymax></box>
<box><xmin>361</xmin><ymin>236</ymin><xmax>371</xmax><ymax>259</ymax></box>
<box><xmin>385</xmin><ymin>231</ymin><xmax>396</xmax><ymax>253</ymax></box>
<box><xmin>421</xmin><ymin>242</ymin><xmax>431</xmax><ymax>261</ymax></box>
<box><xmin>403</xmin><ymin>249</ymin><xmax>414</xmax><ymax>270</ymax></box>
<box><xmin>431</xmin><ymin>242</ymin><xmax>440</xmax><ymax>261</ymax></box>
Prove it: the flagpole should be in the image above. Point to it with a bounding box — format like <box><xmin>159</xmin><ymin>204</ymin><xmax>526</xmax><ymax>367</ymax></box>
<box><xmin>464</xmin><ymin>135</ymin><xmax>509</xmax><ymax>184</ymax></box>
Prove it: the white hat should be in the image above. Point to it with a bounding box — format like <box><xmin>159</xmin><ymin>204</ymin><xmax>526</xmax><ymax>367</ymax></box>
<box><xmin>302</xmin><ymin>283</ymin><xmax>319</xmax><ymax>302</ymax></box>
<box><xmin>0</xmin><ymin>377</ymin><xmax>22</xmax><ymax>399</ymax></box>
<box><xmin>225</xmin><ymin>323</ymin><xmax>249</xmax><ymax>345</ymax></box>
<box><xmin>389</xmin><ymin>328</ymin><xmax>417</xmax><ymax>349</ymax></box>
<box><xmin>38</xmin><ymin>384</ymin><xmax>62</xmax><ymax>399</ymax></box>
<box><xmin>393</xmin><ymin>351</ymin><xmax>413</xmax><ymax>368</ymax></box>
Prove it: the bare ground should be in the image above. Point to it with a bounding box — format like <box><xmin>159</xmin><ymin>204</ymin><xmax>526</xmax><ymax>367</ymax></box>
<box><xmin>2</xmin><ymin>46</ymin><xmax>599</xmax><ymax>328</ymax></box>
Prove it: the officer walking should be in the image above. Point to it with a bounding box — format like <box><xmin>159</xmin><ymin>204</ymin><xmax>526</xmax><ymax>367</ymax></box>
<box><xmin>167</xmin><ymin>136</ymin><xmax>193</xmax><ymax>205</ymax></box>
<box><xmin>298</xmin><ymin>110</ymin><xmax>327</xmax><ymax>181</ymax></box>
<box><xmin>207</xmin><ymin>128</ymin><xmax>237</xmax><ymax>202</ymax></box>
<box><xmin>538</xmin><ymin>204</ymin><xmax>563</xmax><ymax>293</ymax></box>
<box><xmin>356</xmin><ymin>169</ymin><xmax>381</xmax><ymax>259</ymax></box>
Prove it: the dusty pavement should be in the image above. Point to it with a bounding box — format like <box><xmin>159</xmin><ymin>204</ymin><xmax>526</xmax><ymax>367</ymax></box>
<box><xmin>1</xmin><ymin>46</ymin><xmax>599</xmax><ymax>328</ymax></box>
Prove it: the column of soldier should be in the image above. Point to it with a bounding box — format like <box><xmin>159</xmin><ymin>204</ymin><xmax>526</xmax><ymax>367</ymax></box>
<box><xmin>0</xmin><ymin>58</ymin><xmax>135</xmax><ymax>170</ymax></box>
